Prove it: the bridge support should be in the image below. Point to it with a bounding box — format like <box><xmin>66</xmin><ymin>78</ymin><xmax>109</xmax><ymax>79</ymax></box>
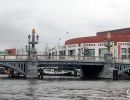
<box><xmin>27</xmin><ymin>61</ymin><xmax>38</xmax><ymax>78</ymax></box>
<box><xmin>98</xmin><ymin>51</ymin><xmax>116</xmax><ymax>79</ymax></box>
<box><xmin>79</xmin><ymin>68</ymin><xmax>84</xmax><ymax>79</ymax></box>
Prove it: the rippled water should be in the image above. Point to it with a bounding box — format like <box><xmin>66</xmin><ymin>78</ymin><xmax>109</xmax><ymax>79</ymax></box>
<box><xmin>0</xmin><ymin>76</ymin><xmax>130</xmax><ymax>100</ymax></box>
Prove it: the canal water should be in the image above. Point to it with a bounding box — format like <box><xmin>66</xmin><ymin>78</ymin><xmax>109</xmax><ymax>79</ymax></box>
<box><xmin>0</xmin><ymin>76</ymin><xmax>130</xmax><ymax>100</ymax></box>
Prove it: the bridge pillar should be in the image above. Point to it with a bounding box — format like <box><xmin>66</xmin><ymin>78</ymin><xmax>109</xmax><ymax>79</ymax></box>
<box><xmin>27</xmin><ymin>61</ymin><xmax>38</xmax><ymax>78</ymax></box>
<box><xmin>79</xmin><ymin>68</ymin><xmax>85</xmax><ymax>79</ymax></box>
<box><xmin>98</xmin><ymin>51</ymin><xmax>116</xmax><ymax>79</ymax></box>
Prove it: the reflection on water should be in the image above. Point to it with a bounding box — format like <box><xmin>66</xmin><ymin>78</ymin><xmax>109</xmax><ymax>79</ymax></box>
<box><xmin>25</xmin><ymin>79</ymin><xmax>38</xmax><ymax>100</ymax></box>
<box><xmin>0</xmin><ymin>76</ymin><xmax>130</xmax><ymax>100</ymax></box>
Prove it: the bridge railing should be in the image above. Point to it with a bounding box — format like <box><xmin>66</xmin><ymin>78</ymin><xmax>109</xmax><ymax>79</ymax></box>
<box><xmin>114</xmin><ymin>57</ymin><xmax>130</xmax><ymax>63</ymax></box>
<box><xmin>0</xmin><ymin>55</ymin><xmax>28</xmax><ymax>60</ymax></box>
<box><xmin>37</xmin><ymin>55</ymin><xmax>105</xmax><ymax>62</ymax></box>
<box><xmin>1</xmin><ymin>55</ymin><xmax>130</xmax><ymax>63</ymax></box>
<box><xmin>0</xmin><ymin>55</ymin><xmax>105</xmax><ymax>61</ymax></box>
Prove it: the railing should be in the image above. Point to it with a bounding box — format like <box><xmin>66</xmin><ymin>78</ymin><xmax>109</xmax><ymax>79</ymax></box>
<box><xmin>0</xmin><ymin>55</ymin><xmax>104</xmax><ymax>62</ymax></box>
<box><xmin>0</xmin><ymin>55</ymin><xmax>130</xmax><ymax>63</ymax></box>
<box><xmin>0</xmin><ymin>55</ymin><xmax>28</xmax><ymax>60</ymax></box>
<box><xmin>37</xmin><ymin>55</ymin><xmax>105</xmax><ymax>62</ymax></box>
<box><xmin>114</xmin><ymin>58</ymin><xmax>130</xmax><ymax>63</ymax></box>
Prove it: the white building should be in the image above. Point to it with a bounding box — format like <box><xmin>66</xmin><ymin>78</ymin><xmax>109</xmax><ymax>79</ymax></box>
<box><xmin>49</xmin><ymin>28</ymin><xmax>130</xmax><ymax>61</ymax></box>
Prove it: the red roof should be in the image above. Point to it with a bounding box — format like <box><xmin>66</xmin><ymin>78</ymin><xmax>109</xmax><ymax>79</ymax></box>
<box><xmin>65</xmin><ymin>28</ymin><xmax>130</xmax><ymax>45</ymax></box>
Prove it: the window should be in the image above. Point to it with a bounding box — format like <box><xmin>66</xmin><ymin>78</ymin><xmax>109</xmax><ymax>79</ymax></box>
<box><xmin>8</xmin><ymin>51</ymin><xmax>12</xmax><ymax>55</ymax></box>
<box><xmin>128</xmin><ymin>55</ymin><xmax>130</xmax><ymax>59</ymax></box>
<box><xmin>121</xmin><ymin>48</ymin><xmax>126</xmax><ymax>53</ymax></box>
<box><xmin>99</xmin><ymin>48</ymin><xmax>107</xmax><ymax>57</ymax></box>
<box><xmin>68</xmin><ymin>50</ymin><xmax>75</xmax><ymax>56</ymax></box>
<box><xmin>83</xmin><ymin>49</ymin><xmax>95</xmax><ymax>56</ymax></box>
<box><xmin>89</xmin><ymin>49</ymin><xmax>95</xmax><ymax>56</ymax></box>
<box><xmin>121</xmin><ymin>55</ymin><xmax>126</xmax><ymax>59</ymax></box>
<box><xmin>128</xmin><ymin>48</ymin><xmax>130</xmax><ymax>53</ymax></box>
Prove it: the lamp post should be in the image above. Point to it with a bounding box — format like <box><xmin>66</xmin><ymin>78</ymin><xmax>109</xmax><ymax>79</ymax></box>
<box><xmin>104</xmin><ymin>33</ymin><xmax>113</xmax><ymax>52</ymax></box>
<box><xmin>26</xmin><ymin>29</ymin><xmax>39</xmax><ymax>59</ymax></box>
<box><xmin>26</xmin><ymin>28</ymin><xmax>39</xmax><ymax>78</ymax></box>
<box><xmin>104</xmin><ymin>32</ymin><xmax>113</xmax><ymax>61</ymax></box>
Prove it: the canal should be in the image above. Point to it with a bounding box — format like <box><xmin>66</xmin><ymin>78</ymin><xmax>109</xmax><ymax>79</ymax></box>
<box><xmin>0</xmin><ymin>76</ymin><xmax>130</xmax><ymax>100</ymax></box>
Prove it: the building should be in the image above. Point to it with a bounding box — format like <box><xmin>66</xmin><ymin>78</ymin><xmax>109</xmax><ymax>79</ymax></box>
<box><xmin>49</xmin><ymin>28</ymin><xmax>130</xmax><ymax>60</ymax></box>
<box><xmin>5</xmin><ymin>48</ymin><xmax>16</xmax><ymax>56</ymax></box>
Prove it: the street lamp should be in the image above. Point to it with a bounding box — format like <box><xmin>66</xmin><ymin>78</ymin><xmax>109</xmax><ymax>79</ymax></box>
<box><xmin>104</xmin><ymin>32</ymin><xmax>113</xmax><ymax>61</ymax></box>
<box><xmin>25</xmin><ymin>45</ymin><xmax>28</xmax><ymax>52</ymax></box>
<box><xmin>36</xmin><ymin>34</ymin><xmax>39</xmax><ymax>42</ymax></box>
<box><xmin>28</xmin><ymin>34</ymin><xmax>31</xmax><ymax>42</ymax></box>
<box><xmin>104</xmin><ymin>33</ymin><xmax>113</xmax><ymax>52</ymax></box>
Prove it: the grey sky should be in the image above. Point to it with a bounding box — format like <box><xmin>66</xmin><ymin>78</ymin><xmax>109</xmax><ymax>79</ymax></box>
<box><xmin>0</xmin><ymin>0</ymin><xmax>130</xmax><ymax>50</ymax></box>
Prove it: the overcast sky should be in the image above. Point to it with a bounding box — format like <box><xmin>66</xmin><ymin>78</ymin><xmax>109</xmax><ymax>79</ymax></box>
<box><xmin>0</xmin><ymin>0</ymin><xmax>130</xmax><ymax>51</ymax></box>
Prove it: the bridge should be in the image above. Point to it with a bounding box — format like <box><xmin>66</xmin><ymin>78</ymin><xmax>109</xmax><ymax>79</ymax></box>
<box><xmin>0</xmin><ymin>54</ymin><xmax>130</xmax><ymax>79</ymax></box>
<box><xmin>0</xmin><ymin>29</ymin><xmax>130</xmax><ymax>79</ymax></box>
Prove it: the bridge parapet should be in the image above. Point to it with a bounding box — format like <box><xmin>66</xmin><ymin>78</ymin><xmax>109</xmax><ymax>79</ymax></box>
<box><xmin>0</xmin><ymin>55</ymin><xmax>105</xmax><ymax>61</ymax></box>
<box><xmin>0</xmin><ymin>55</ymin><xmax>130</xmax><ymax>63</ymax></box>
<box><xmin>37</xmin><ymin>55</ymin><xmax>105</xmax><ymax>62</ymax></box>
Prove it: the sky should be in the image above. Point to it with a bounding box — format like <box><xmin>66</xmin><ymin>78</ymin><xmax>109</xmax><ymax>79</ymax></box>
<box><xmin>0</xmin><ymin>0</ymin><xmax>130</xmax><ymax>51</ymax></box>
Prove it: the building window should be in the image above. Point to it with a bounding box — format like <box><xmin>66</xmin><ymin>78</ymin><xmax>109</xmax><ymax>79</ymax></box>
<box><xmin>78</xmin><ymin>49</ymin><xmax>81</xmax><ymax>56</ymax></box>
<box><xmin>89</xmin><ymin>49</ymin><xmax>95</xmax><ymax>56</ymax></box>
<box><xmin>59</xmin><ymin>51</ymin><xmax>62</xmax><ymax>55</ymax></box>
<box><xmin>121</xmin><ymin>48</ymin><xmax>126</xmax><ymax>53</ymax></box>
<box><xmin>128</xmin><ymin>48</ymin><xmax>130</xmax><ymax>53</ymax></box>
<box><xmin>8</xmin><ymin>51</ymin><xmax>12</xmax><ymax>55</ymax></box>
<box><xmin>68</xmin><ymin>50</ymin><xmax>75</xmax><ymax>56</ymax></box>
<box><xmin>83</xmin><ymin>49</ymin><xmax>95</xmax><ymax>56</ymax></box>
<box><xmin>99</xmin><ymin>48</ymin><xmax>107</xmax><ymax>57</ymax></box>
<box><xmin>121</xmin><ymin>55</ymin><xmax>126</xmax><ymax>59</ymax></box>
<box><xmin>128</xmin><ymin>55</ymin><xmax>130</xmax><ymax>59</ymax></box>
